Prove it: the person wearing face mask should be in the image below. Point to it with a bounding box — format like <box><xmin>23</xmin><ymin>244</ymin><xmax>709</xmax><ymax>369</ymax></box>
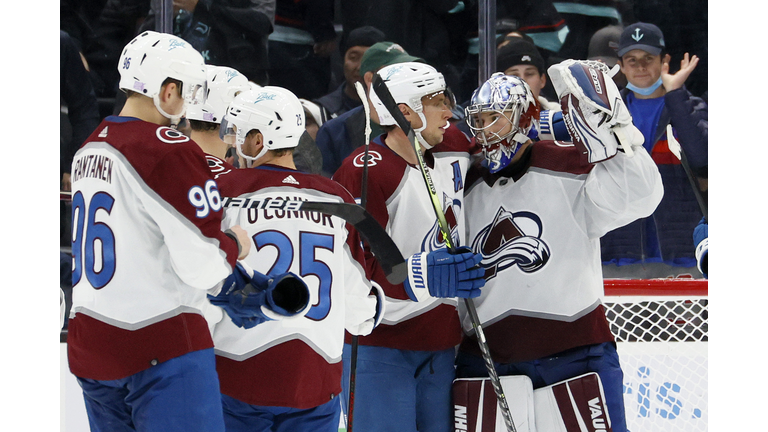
<box><xmin>600</xmin><ymin>22</ymin><xmax>708</xmax><ymax>279</ymax></box>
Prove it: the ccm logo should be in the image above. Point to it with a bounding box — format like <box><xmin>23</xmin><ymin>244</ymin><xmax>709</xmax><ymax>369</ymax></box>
<box><xmin>589</xmin><ymin>68</ymin><xmax>603</xmax><ymax>95</ymax></box>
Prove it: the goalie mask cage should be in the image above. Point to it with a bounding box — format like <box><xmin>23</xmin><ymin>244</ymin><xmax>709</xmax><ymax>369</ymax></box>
<box><xmin>603</xmin><ymin>278</ymin><xmax>708</xmax><ymax>432</ymax></box>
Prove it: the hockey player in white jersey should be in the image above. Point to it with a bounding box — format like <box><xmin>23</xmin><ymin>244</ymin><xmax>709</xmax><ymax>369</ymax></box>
<box><xmin>67</xmin><ymin>31</ymin><xmax>258</xmax><ymax>432</ymax></box>
<box><xmin>187</xmin><ymin>64</ymin><xmax>251</xmax><ymax>162</ymax></box>
<box><xmin>332</xmin><ymin>62</ymin><xmax>486</xmax><ymax>432</ymax></box>
<box><xmin>456</xmin><ymin>64</ymin><xmax>663</xmax><ymax>432</ymax></box>
<box><xmin>209</xmin><ymin>85</ymin><xmax>387</xmax><ymax>432</ymax></box>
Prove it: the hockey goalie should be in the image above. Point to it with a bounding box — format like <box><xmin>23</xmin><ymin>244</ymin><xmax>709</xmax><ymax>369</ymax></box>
<box><xmin>455</xmin><ymin>59</ymin><xmax>663</xmax><ymax>432</ymax></box>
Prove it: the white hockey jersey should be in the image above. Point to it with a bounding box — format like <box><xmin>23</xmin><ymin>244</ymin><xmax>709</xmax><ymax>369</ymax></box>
<box><xmin>211</xmin><ymin>162</ymin><xmax>379</xmax><ymax>409</ymax></box>
<box><xmin>67</xmin><ymin>117</ymin><xmax>239</xmax><ymax>380</ymax></box>
<box><xmin>332</xmin><ymin>125</ymin><xmax>473</xmax><ymax>352</ymax></box>
<box><xmin>460</xmin><ymin>140</ymin><xmax>663</xmax><ymax>363</ymax></box>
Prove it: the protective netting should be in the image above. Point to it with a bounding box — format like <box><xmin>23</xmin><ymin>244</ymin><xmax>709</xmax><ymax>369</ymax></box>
<box><xmin>603</xmin><ymin>279</ymin><xmax>708</xmax><ymax>432</ymax></box>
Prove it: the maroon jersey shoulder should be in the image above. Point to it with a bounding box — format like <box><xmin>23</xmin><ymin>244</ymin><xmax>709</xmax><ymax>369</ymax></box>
<box><xmin>89</xmin><ymin>118</ymin><xmax>208</xmax><ymax>179</ymax></box>
<box><xmin>205</xmin><ymin>154</ymin><xmax>237</xmax><ymax>180</ymax></box>
<box><xmin>431</xmin><ymin>124</ymin><xmax>473</xmax><ymax>154</ymax></box>
<box><xmin>217</xmin><ymin>164</ymin><xmax>355</xmax><ymax>204</ymax></box>
<box><xmin>334</xmin><ymin>139</ymin><xmax>408</xmax><ymax>201</ymax></box>
<box><xmin>529</xmin><ymin>140</ymin><xmax>594</xmax><ymax>175</ymax></box>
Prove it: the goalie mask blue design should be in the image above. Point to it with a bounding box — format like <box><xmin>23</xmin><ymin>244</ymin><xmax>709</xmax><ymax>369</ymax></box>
<box><xmin>465</xmin><ymin>73</ymin><xmax>540</xmax><ymax>173</ymax></box>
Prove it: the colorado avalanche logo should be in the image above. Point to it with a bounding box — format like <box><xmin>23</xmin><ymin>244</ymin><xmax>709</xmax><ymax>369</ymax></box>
<box><xmin>421</xmin><ymin>193</ymin><xmax>462</xmax><ymax>251</ymax></box>
<box><xmin>156</xmin><ymin>127</ymin><xmax>191</xmax><ymax>144</ymax></box>
<box><xmin>471</xmin><ymin>207</ymin><xmax>550</xmax><ymax>280</ymax></box>
<box><xmin>353</xmin><ymin>150</ymin><xmax>382</xmax><ymax>168</ymax></box>
<box><xmin>205</xmin><ymin>155</ymin><xmax>232</xmax><ymax>179</ymax></box>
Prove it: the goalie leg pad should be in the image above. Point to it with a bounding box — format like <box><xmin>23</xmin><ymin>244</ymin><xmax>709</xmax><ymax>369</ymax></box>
<box><xmin>533</xmin><ymin>372</ymin><xmax>613</xmax><ymax>432</ymax></box>
<box><xmin>453</xmin><ymin>376</ymin><xmax>536</xmax><ymax>432</ymax></box>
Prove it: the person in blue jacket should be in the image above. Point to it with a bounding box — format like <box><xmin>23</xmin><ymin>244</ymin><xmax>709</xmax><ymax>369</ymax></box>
<box><xmin>600</xmin><ymin>22</ymin><xmax>708</xmax><ymax>278</ymax></box>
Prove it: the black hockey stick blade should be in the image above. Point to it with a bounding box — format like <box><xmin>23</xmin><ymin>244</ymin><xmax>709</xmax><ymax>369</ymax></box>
<box><xmin>222</xmin><ymin>197</ymin><xmax>407</xmax><ymax>284</ymax></box>
<box><xmin>372</xmin><ymin>74</ymin><xmax>416</xmax><ymax>140</ymax></box>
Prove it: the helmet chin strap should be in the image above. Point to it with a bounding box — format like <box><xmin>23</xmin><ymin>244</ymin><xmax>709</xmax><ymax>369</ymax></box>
<box><xmin>413</xmin><ymin>111</ymin><xmax>432</xmax><ymax>150</ymax></box>
<box><xmin>511</xmin><ymin>132</ymin><xmax>529</xmax><ymax>144</ymax></box>
<box><xmin>236</xmin><ymin>139</ymin><xmax>269</xmax><ymax>168</ymax></box>
<box><xmin>154</xmin><ymin>94</ymin><xmax>186</xmax><ymax>128</ymax></box>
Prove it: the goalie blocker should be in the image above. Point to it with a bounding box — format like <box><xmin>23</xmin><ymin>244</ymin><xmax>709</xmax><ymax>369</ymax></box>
<box><xmin>453</xmin><ymin>373</ymin><xmax>612</xmax><ymax>432</ymax></box>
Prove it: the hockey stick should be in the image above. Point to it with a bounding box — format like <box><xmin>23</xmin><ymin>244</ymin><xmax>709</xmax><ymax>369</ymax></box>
<box><xmin>666</xmin><ymin>124</ymin><xmax>708</xmax><ymax>221</ymax></box>
<box><xmin>222</xmin><ymin>197</ymin><xmax>407</xmax><ymax>285</ymax></box>
<box><xmin>345</xmin><ymin>81</ymin><xmax>374</xmax><ymax>432</ymax></box>
<box><xmin>372</xmin><ymin>74</ymin><xmax>517</xmax><ymax>432</ymax></box>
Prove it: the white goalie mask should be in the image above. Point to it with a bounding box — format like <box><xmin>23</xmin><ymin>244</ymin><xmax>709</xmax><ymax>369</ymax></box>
<box><xmin>465</xmin><ymin>73</ymin><xmax>540</xmax><ymax>173</ymax></box>
<box><xmin>118</xmin><ymin>31</ymin><xmax>207</xmax><ymax>125</ymax></box>
<box><xmin>186</xmin><ymin>65</ymin><xmax>251</xmax><ymax>124</ymax></box>
<box><xmin>220</xmin><ymin>86</ymin><xmax>305</xmax><ymax>166</ymax></box>
<box><xmin>370</xmin><ymin>62</ymin><xmax>447</xmax><ymax>149</ymax></box>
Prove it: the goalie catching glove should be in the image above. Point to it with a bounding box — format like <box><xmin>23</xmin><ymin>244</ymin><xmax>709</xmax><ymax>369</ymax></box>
<box><xmin>208</xmin><ymin>261</ymin><xmax>311</xmax><ymax>329</ymax></box>
<box><xmin>403</xmin><ymin>247</ymin><xmax>485</xmax><ymax>302</ymax></box>
<box><xmin>548</xmin><ymin>59</ymin><xmax>644</xmax><ymax>163</ymax></box>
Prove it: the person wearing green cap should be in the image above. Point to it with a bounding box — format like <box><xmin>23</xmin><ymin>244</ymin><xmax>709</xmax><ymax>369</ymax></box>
<box><xmin>314</xmin><ymin>42</ymin><xmax>424</xmax><ymax>178</ymax></box>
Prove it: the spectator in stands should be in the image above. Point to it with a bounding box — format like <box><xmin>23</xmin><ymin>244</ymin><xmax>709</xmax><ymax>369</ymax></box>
<box><xmin>82</xmin><ymin>0</ymin><xmax>150</xmax><ymax>100</ymax></box>
<box><xmin>61</xmin><ymin>30</ymin><xmax>101</xmax><ymax>193</ymax></box>
<box><xmin>496</xmin><ymin>37</ymin><xmax>560</xmax><ymax>110</ymax></box>
<box><xmin>587</xmin><ymin>24</ymin><xmax>626</xmax><ymax>89</ymax></box>
<box><xmin>631</xmin><ymin>1</ymin><xmax>707</xmax><ymax>97</ymax></box>
<box><xmin>61</xmin><ymin>30</ymin><xmax>101</xmax><ymax>250</ymax></box>
<box><xmin>60</xmin><ymin>0</ymin><xmax>108</xmax><ymax>58</ymax></box>
<box><xmin>313</xmin><ymin>42</ymin><xmax>423</xmax><ymax>177</ymax></box>
<box><xmin>454</xmin><ymin>0</ymin><xmax>565</xmax><ymax>103</ymax></box>
<box><xmin>338</xmin><ymin>0</ymin><xmax>460</xmax><ymax>87</ymax></box>
<box><xmin>313</xmin><ymin>26</ymin><xmax>386</xmax><ymax>123</ymax></box>
<box><xmin>552</xmin><ymin>0</ymin><xmax>623</xmax><ymax>62</ymax></box>
<box><xmin>139</xmin><ymin>0</ymin><xmax>275</xmax><ymax>85</ymax></box>
<box><xmin>600</xmin><ymin>22</ymin><xmax>708</xmax><ymax>278</ymax></box>
<box><xmin>267</xmin><ymin>0</ymin><xmax>336</xmax><ymax>100</ymax></box>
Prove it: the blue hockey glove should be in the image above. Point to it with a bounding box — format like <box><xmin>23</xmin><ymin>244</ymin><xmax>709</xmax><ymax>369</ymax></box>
<box><xmin>208</xmin><ymin>262</ymin><xmax>310</xmax><ymax>329</ymax></box>
<box><xmin>693</xmin><ymin>217</ymin><xmax>708</xmax><ymax>279</ymax></box>
<box><xmin>403</xmin><ymin>247</ymin><xmax>485</xmax><ymax>301</ymax></box>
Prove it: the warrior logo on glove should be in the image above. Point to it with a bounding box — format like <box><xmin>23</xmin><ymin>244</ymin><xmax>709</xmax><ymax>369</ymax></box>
<box><xmin>471</xmin><ymin>207</ymin><xmax>550</xmax><ymax>280</ymax></box>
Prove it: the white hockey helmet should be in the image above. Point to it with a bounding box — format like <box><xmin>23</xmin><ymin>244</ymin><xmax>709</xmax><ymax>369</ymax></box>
<box><xmin>465</xmin><ymin>73</ymin><xmax>540</xmax><ymax>173</ymax></box>
<box><xmin>220</xmin><ymin>86</ymin><xmax>306</xmax><ymax>164</ymax></box>
<box><xmin>186</xmin><ymin>65</ymin><xmax>251</xmax><ymax>124</ymax></box>
<box><xmin>370</xmin><ymin>62</ymin><xmax>446</xmax><ymax>148</ymax></box>
<box><xmin>118</xmin><ymin>31</ymin><xmax>207</xmax><ymax>124</ymax></box>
